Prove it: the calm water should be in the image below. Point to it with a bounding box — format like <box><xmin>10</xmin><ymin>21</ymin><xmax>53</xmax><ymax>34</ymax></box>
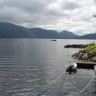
<box><xmin>0</xmin><ymin>39</ymin><xmax>96</xmax><ymax>96</ymax></box>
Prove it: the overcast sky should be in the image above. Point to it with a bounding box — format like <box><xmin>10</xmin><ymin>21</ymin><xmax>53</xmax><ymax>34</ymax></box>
<box><xmin>0</xmin><ymin>0</ymin><xmax>96</xmax><ymax>35</ymax></box>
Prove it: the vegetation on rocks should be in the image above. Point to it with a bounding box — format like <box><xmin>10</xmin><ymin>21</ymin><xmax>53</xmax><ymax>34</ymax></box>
<box><xmin>72</xmin><ymin>42</ymin><xmax>96</xmax><ymax>62</ymax></box>
<box><xmin>84</xmin><ymin>42</ymin><xmax>96</xmax><ymax>56</ymax></box>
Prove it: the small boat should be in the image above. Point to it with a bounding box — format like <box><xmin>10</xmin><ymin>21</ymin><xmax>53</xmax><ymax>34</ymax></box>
<box><xmin>66</xmin><ymin>63</ymin><xmax>77</xmax><ymax>74</ymax></box>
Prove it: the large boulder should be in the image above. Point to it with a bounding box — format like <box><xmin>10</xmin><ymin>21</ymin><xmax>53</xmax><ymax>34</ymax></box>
<box><xmin>91</xmin><ymin>56</ymin><xmax>96</xmax><ymax>62</ymax></box>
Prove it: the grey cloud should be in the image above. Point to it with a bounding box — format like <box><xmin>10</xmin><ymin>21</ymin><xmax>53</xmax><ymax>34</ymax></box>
<box><xmin>3</xmin><ymin>0</ymin><xmax>52</xmax><ymax>12</ymax></box>
<box><xmin>0</xmin><ymin>0</ymin><xmax>95</xmax><ymax>35</ymax></box>
<box><xmin>61</xmin><ymin>1</ymin><xmax>81</xmax><ymax>10</ymax></box>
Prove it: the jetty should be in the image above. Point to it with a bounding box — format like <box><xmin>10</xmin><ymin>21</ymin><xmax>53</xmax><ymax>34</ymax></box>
<box><xmin>76</xmin><ymin>62</ymin><xmax>96</xmax><ymax>69</ymax></box>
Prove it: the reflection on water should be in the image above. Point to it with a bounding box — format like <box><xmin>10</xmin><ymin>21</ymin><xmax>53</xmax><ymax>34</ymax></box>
<box><xmin>0</xmin><ymin>39</ymin><xmax>96</xmax><ymax>96</ymax></box>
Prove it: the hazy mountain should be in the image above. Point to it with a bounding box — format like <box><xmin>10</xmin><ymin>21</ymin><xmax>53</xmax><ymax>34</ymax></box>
<box><xmin>59</xmin><ymin>30</ymin><xmax>78</xmax><ymax>39</ymax></box>
<box><xmin>30</xmin><ymin>28</ymin><xmax>59</xmax><ymax>38</ymax></box>
<box><xmin>77</xmin><ymin>33</ymin><xmax>96</xmax><ymax>39</ymax></box>
<box><xmin>0</xmin><ymin>22</ymin><xmax>78</xmax><ymax>39</ymax></box>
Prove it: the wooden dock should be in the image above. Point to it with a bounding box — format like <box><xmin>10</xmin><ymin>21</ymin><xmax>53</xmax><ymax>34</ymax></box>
<box><xmin>76</xmin><ymin>62</ymin><xmax>96</xmax><ymax>69</ymax></box>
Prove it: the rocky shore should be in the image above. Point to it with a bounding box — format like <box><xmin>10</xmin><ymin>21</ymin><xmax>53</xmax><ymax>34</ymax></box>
<box><xmin>65</xmin><ymin>43</ymin><xmax>96</xmax><ymax>62</ymax></box>
<box><xmin>72</xmin><ymin>50</ymin><xmax>96</xmax><ymax>62</ymax></box>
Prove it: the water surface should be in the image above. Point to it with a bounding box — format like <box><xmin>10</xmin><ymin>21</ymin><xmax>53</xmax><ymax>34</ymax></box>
<box><xmin>0</xmin><ymin>39</ymin><xmax>96</xmax><ymax>96</ymax></box>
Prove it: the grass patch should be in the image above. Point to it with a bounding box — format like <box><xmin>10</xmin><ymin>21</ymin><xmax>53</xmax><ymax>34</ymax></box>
<box><xmin>84</xmin><ymin>42</ymin><xmax>96</xmax><ymax>56</ymax></box>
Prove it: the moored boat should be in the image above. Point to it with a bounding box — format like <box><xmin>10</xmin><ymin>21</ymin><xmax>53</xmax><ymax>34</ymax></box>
<box><xmin>66</xmin><ymin>63</ymin><xmax>77</xmax><ymax>74</ymax></box>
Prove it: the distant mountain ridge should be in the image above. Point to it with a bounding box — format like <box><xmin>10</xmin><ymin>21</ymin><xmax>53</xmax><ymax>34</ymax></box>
<box><xmin>30</xmin><ymin>28</ymin><xmax>78</xmax><ymax>39</ymax></box>
<box><xmin>77</xmin><ymin>33</ymin><xmax>96</xmax><ymax>39</ymax></box>
<box><xmin>0</xmin><ymin>22</ymin><xmax>96</xmax><ymax>39</ymax></box>
<box><xmin>0</xmin><ymin>22</ymin><xmax>78</xmax><ymax>39</ymax></box>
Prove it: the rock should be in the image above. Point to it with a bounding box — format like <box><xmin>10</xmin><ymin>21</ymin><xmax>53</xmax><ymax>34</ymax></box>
<box><xmin>64</xmin><ymin>44</ymin><xmax>88</xmax><ymax>48</ymax></box>
<box><xmin>91</xmin><ymin>56</ymin><xmax>96</xmax><ymax>62</ymax></box>
<box><xmin>82</xmin><ymin>53</ymin><xmax>88</xmax><ymax>60</ymax></box>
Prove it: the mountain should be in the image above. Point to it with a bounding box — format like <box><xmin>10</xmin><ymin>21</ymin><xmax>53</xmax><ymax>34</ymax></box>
<box><xmin>30</xmin><ymin>28</ymin><xmax>78</xmax><ymax>39</ymax></box>
<box><xmin>0</xmin><ymin>22</ymin><xmax>32</xmax><ymax>38</ymax></box>
<box><xmin>0</xmin><ymin>22</ymin><xmax>96</xmax><ymax>39</ymax></box>
<box><xmin>59</xmin><ymin>30</ymin><xmax>78</xmax><ymax>39</ymax></box>
<box><xmin>30</xmin><ymin>28</ymin><xmax>59</xmax><ymax>38</ymax></box>
<box><xmin>77</xmin><ymin>33</ymin><xmax>96</xmax><ymax>39</ymax></box>
<box><xmin>0</xmin><ymin>22</ymin><xmax>78</xmax><ymax>39</ymax></box>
